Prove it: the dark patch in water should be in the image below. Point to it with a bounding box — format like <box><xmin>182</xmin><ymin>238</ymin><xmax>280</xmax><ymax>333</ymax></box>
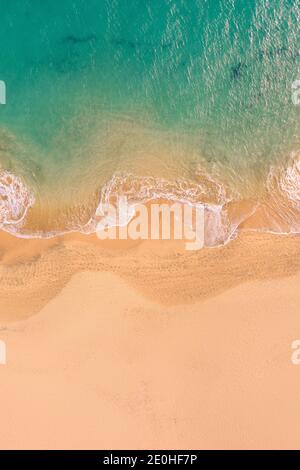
<box><xmin>231</xmin><ymin>61</ymin><xmax>247</xmax><ymax>80</ymax></box>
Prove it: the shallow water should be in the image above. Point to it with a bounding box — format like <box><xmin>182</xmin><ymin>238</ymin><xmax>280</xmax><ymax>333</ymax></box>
<box><xmin>0</xmin><ymin>0</ymin><xmax>299</xmax><ymax>245</ymax></box>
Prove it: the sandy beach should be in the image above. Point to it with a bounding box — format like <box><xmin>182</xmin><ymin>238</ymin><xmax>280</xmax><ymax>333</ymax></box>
<box><xmin>0</xmin><ymin>231</ymin><xmax>299</xmax><ymax>449</ymax></box>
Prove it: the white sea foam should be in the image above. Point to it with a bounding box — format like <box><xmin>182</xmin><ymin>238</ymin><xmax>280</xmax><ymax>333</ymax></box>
<box><xmin>266</xmin><ymin>151</ymin><xmax>300</xmax><ymax>232</ymax></box>
<box><xmin>278</xmin><ymin>153</ymin><xmax>300</xmax><ymax>210</ymax></box>
<box><xmin>88</xmin><ymin>171</ymin><xmax>251</xmax><ymax>247</ymax></box>
<box><xmin>0</xmin><ymin>170</ymin><xmax>35</xmax><ymax>231</ymax></box>
<box><xmin>0</xmin><ymin>161</ymin><xmax>299</xmax><ymax>247</ymax></box>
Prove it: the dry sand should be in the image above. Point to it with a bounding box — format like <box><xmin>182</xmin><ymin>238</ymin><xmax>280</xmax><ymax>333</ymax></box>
<box><xmin>0</xmin><ymin>231</ymin><xmax>299</xmax><ymax>449</ymax></box>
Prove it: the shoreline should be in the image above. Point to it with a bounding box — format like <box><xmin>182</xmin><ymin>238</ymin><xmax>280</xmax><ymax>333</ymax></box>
<box><xmin>2</xmin><ymin>150</ymin><xmax>300</xmax><ymax>244</ymax></box>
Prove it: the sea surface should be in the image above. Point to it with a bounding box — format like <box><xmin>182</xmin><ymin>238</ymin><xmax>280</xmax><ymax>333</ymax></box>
<box><xmin>0</xmin><ymin>0</ymin><xmax>299</xmax><ymax>246</ymax></box>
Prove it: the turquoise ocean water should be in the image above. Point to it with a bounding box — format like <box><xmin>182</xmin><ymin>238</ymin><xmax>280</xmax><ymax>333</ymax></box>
<box><xmin>0</xmin><ymin>0</ymin><xmax>299</xmax><ymax>245</ymax></box>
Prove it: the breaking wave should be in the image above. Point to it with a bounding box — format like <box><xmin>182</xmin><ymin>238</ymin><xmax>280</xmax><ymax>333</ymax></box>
<box><xmin>0</xmin><ymin>170</ymin><xmax>35</xmax><ymax>232</ymax></box>
<box><xmin>87</xmin><ymin>171</ymin><xmax>255</xmax><ymax>247</ymax></box>
<box><xmin>265</xmin><ymin>151</ymin><xmax>300</xmax><ymax>233</ymax></box>
<box><xmin>1</xmin><ymin>156</ymin><xmax>299</xmax><ymax>247</ymax></box>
